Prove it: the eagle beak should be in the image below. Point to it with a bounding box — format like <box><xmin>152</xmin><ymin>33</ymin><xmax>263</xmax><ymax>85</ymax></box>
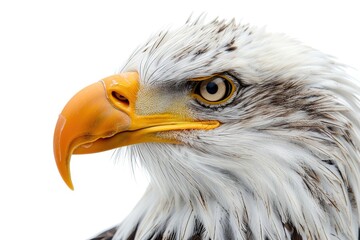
<box><xmin>53</xmin><ymin>72</ymin><xmax>219</xmax><ymax>190</ymax></box>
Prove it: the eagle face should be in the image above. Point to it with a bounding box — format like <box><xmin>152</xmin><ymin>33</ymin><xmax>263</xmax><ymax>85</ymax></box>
<box><xmin>54</xmin><ymin>18</ymin><xmax>360</xmax><ymax>239</ymax></box>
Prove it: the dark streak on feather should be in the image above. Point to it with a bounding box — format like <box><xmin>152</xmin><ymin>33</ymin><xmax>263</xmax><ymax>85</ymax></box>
<box><xmin>126</xmin><ymin>224</ymin><xmax>139</xmax><ymax>240</ymax></box>
<box><xmin>90</xmin><ymin>226</ymin><xmax>118</xmax><ymax>240</ymax></box>
<box><xmin>284</xmin><ymin>222</ymin><xmax>302</xmax><ymax>240</ymax></box>
<box><xmin>222</xmin><ymin>215</ymin><xmax>235</xmax><ymax>239</ymax></box>
<box><xmin>217</xmin><ymin>24</ymin><xmax>227</xmax><ymax>33</ymax></box>
<box><xmin>189</xmin><ymin>219</ymin><xmax>206</xmax><ymax>240</ymax></box>
<box><xmin>194</xmin><ymin>48</ymin><xmax>208</xmax><ymax>56</ymax></box>
<box><xmin>198</xmin><ymin>190</ymin><xmax>206</xmax><ymax>208</ymax></box>
<box><xmin>226</xmin><ymin>46</ymin><xmax>237</xmax><ymax>52</ymax></box>
<box><xmin>151</xmin><ymin>231</ymin><xmax>164</xmax><ymax>240</ymax></box>
<box><xmin>165</xmin><ymin>232</ymin><xmax>177</xmax><ymax>240</ymax></box>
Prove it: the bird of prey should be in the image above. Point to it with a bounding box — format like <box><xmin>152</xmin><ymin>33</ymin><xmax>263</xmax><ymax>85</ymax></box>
<box><xmin>53</xmin><ymin>17</ymin><xmax>360</xmax><ymax>240</ymax></box>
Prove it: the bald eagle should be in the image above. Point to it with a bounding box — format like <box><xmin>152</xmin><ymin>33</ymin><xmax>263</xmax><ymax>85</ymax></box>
<box><xmin>54</xmin><ymin>18</ymin><xmax>360</xmax><ymax>239</ymax></box>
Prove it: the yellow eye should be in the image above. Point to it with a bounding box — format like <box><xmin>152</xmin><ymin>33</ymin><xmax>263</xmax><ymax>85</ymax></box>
<box><xmin>193</xmin><ymin>75</ymin><xmax>235</xmax><ymax>105</ymax></box>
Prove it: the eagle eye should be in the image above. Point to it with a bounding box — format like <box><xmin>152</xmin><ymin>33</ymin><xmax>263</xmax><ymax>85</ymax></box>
<box><xmin>192</xmin><ymin>75</ymin><xmax>235</xmax><ymax>105</ymax></box>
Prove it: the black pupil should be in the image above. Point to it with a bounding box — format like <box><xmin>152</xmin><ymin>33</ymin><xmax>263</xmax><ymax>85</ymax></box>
<box><xmin>206</xmin><ymin>81</ymin><xmax>218</xmax><ymax>94</ymax></box>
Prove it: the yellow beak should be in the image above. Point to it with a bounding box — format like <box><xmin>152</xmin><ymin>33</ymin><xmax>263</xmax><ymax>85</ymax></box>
<box><xmin>53</xmin><ymin>72</ymin><xmax>219</xmax><ymax>189</ymax></box>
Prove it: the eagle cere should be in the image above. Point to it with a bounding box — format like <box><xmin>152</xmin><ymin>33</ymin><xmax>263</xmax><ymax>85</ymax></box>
<box><xmin>53</xmin><ymin>17</ymin><xmax>360</xmax><ymax>239</ymax></box>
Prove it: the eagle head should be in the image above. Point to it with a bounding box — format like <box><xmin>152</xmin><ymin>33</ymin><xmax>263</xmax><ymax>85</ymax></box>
<box><xmin>54</xmin><ymin>18</ymin><xmax>360</xmax><ymax>239</ymax></box>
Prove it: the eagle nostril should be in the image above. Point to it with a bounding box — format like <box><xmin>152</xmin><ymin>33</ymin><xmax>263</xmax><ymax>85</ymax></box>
<box><xmin>111</xmin><ymin>91</ymin><xmax>129</xmax><ymax>106</ymax></box>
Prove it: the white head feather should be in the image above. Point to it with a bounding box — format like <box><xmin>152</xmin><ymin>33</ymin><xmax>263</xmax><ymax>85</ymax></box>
<box><xmin>104</xmin><ymin>17</ymin><xmax>360</xmax><ymax>240</ymax></box>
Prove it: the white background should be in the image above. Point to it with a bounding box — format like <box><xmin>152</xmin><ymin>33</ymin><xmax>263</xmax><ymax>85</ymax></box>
<box><xmin>0</xmin><ymin>0</ymin><xmax>359</xmax><ymax>239</ymax></box>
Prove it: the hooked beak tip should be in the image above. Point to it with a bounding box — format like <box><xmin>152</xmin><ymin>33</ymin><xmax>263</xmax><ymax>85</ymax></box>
<box><xmin>54</xmin><ymin>114</ymin><xmax>75</xmax><ymax>190</ymax></box>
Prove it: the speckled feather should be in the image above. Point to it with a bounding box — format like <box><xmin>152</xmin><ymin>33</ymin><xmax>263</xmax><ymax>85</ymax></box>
<box><xmin>91</xmin><ymin>17</ymin><xmax>360</xmax><ymax>239</ymax></box>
